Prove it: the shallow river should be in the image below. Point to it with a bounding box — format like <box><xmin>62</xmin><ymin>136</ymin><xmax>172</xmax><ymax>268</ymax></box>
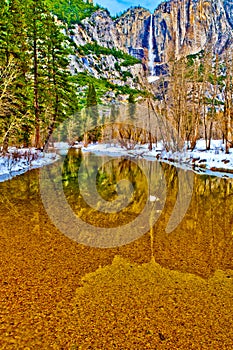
<box><xmin>1</xmin><ymin>149</ymin><xmax>233</xmax><ymax>349</ymax></box>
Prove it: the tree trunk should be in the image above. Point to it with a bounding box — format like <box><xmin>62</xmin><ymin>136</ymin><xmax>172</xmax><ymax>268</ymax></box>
<box><xmin>2</xmin><ymin>133</ymin><xmax>9</xmax><ymax>154</ymax></box>
<box><xmin>147</xmin><ymin>100</ymin><xmax>152</xmax><ymax>151</ymax></box>
<box><xmin>207</xmin><ymin>121</ymin><xmax>213</xmax><ymax>150</ymax></box>
<box><xmin>33</xmin><ymin>11</ymin><xmax>40</xmax><ymax>148</ymax></box>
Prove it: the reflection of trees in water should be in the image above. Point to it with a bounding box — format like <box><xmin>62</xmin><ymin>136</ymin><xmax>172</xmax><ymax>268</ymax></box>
<box><xmin>62</xmin><ymin>151</ymin><xmax>233</xmax><ymax>246</ymax></box>
<box><xmin>192</xmin><ymin>176</ymin><xmax>233</xmax><ymax>273</ymax></box>
<box><xmin>62</xmin><ymin>148</ymin><xmax>83</xmax><ymax>181</ymax></box>
<box><xmin>62</xmin><ymin>149</ymin><xmax>149</xmax><ymax>227</ymax></box>
<box><xmin>96</xmin><ymin>157</ymin><xmax>146</xmax><ymax>201</ymax></box>
<box><xmin>150</xmin><ymin>164</ymin><xmax>233</xmax><ymax>276</ymax></box>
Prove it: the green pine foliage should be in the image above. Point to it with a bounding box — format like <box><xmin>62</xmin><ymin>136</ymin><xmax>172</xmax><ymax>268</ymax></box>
<box><xmin>44</xmin><ymin>0</ymin><xmax>100</xmax><ymax>25</ymax></box>
<box><xmin>77</xmin><ymin>42</ymin><xmax>141</xmax><ymax>66</ymax></box>
<box><xmin>75</xmin><ymin>72</ymin><xmax>145</xmax><ymax>109</ymax></box>
<box><xmin>0</xmin><ymin>0</ymin><xmax>33</xmax><ymax>151</ymax></box>
<box><xmin>86</xmin><ymin>83</ymin><xmax>98</xmax><ymax>108</ymax></box>
<box><xmin>86</xmin><ymin>83</ymin><xmax>98</xmax><ymax>134</ymax></box>
<box><xmin>0</xmin><ymin>0</ymin><xmax>144</xmax><ymax>151</ymax></box>
<box><xmin>0</xmin><ymin>0</ymin><xmax>79</xmax><ymax>150</ymax></box>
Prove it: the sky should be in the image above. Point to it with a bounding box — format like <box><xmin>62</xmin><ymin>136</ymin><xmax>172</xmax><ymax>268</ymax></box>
<box><xmin>94</xmin><ymin>0</ymin><xmax>162</xmax><ymax>16</ymax></box>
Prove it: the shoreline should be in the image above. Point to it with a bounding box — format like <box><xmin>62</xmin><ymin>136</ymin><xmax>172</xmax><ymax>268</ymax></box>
<box><xmin>1</xmin><ymin>139</ymin><xmax>233</xmax><ymax>182</ymax></box>
<box><xmin>81</xmin><ymin>140</ymin><xmax>233</xmax><ymax>179</ymax></box>
<box><xmin>0</xmin><ymin>148</ymin><xmax>59</xmax><ymax>183</ymax></box>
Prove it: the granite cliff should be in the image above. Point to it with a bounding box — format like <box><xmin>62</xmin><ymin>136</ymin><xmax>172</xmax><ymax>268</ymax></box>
<box><xmin>70</xmin><ymin>0</ymin><xmax>233</xmax><ymax>78</ymax></box>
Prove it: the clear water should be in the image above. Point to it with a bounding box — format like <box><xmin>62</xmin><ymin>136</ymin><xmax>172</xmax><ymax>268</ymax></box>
<box><xmin>1</xmin><ymin>150</ymin><xmax>233</xmax><ymax>348</ymax></box>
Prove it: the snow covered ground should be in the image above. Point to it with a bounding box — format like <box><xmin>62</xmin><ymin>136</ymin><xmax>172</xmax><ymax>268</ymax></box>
<box><xmin>0</xmin><ymin>148</ymin><xmax>59</xmax><ymax>182</ymax></box>
<box><xmin>0</xmin><ymin>139</ymin><xmax>233</xmax><ymax>183</ymax></box>
<box><xmin>82</xmin><ymin>140</ymin><xmax>233</xmax><ymax>178</ymax></box>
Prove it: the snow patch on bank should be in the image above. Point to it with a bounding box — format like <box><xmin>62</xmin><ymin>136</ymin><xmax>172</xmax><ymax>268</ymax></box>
<box><xmin>0</xmin><ymin>148</ymin><xmax>59</xmax><ymax>182</ymax></box>
<box><xmin>1</xmin><ymin>140</ymin><xmax>233</xmax><ymax>182</ymax></box>
<box><xmin>82</xmin><ymin>140</ymin><xmax>233</xmax><ymax>178</ymax></box>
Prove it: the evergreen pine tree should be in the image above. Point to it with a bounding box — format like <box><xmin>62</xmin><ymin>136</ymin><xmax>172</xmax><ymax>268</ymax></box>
<box><xmin>86</xmin><ymin>83</ymin><xmax>98</xmax><ymax>127</ymax></box>
<box><xmin>85</xmin><ymin>83</ymin><xmax>99</xmax><ymax>142</ymax></box>
<box><xmin>0</xmin><ymin>0</ymin><xmax>32</xmax><ymax>151</ymax></box>
<box><xmin>42</xmin><ymin>15</ymin><xmax>78</xmax><ymax>149</ymax></box>
<box><xmin>128</xmin><ymin>92</ymin><xmax>136</xmax><ymax>120</ymax></box>
<box><xmin>26</xmin><ymin>0</ymin><xmax>78</xmax><ymax>148</ymax></box>
<box><xmin>26</xmin><ymin>0</ymin><xmax>49</xmax><ymax>147</ymax></box>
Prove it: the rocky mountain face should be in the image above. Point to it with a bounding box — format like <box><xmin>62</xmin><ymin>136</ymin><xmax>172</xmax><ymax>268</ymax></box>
<box><xmin>115</xmin><ymin>7</ymin><xmax>151</xmax><ymax>53</ymax></box>
<box><xmin>115</xmin><ymin>0</ymin><xmax>233</xmax><ymax>72</ymax></box>
<box><xmin>152</xmin><ymin>0</ymin><xmax>233</xmax><ymax>60</ymax></box>
<box><xmin>69</xmin><ymin>0</ymin><xmax>233</xmax><ymax>82</ymax></box>
<box><xmin>69</xmin><ymin>9</ymin><xmax>146</xmax><ymax>95</ymax></box>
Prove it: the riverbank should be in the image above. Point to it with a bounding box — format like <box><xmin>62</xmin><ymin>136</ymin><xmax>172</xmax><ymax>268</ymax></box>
<box><xmin>81</xmin><ymin>139</ymin><xmax>233</xmax><ymax>178</ymax></box>
<box><xmin>0</xmin><ymin>147</ymin><xmax>59</xmax><ymax>182</ymax></box>
<box><xmin>1</xmin><ymin>140</ymin><xmax>233</xmax><ymax>182</ymax></box>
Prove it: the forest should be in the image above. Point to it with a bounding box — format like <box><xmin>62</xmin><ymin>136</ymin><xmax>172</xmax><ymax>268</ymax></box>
<box><xmin>157</xmin><ymin>49</ymin><xmax>233</xmax><ymax>154</ymax></box>
<box><xmin>0</xmin><ymin>0</ymin><xmax>99</xmax><ymax>153</ymax></box>
<box><xmin>1</xmin><ymin>0</ymin><xmax>233</xmax><ymax>155</ymax></box>
<box><xmin>0</xmin><ymin>0</ymin><xmax>143</xmax><ymax>153</ymax></box>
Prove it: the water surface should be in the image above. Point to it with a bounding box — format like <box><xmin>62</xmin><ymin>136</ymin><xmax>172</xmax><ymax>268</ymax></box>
<box><xmin>1</xmin><ymin>150</ymin><xmax>233</xmax><ymax>348</ymax></box>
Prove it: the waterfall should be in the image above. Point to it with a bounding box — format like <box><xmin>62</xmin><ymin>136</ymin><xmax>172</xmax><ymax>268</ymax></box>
<box><xmin>148</xmin><ymin>14</ymin><xmax>155</xmax><ymax>76</ymax></box>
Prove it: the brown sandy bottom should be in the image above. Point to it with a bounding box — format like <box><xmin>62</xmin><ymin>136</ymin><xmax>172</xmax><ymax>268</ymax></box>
<box><xmin>1</xmin><ymin>168</ymin><xmax>233</xmax><ymax>349</ymax></box>
<box><xmin>1</xmin><ymin>247</ymin><xmax>233</xmax><ymax>349</ymax></box>
<box><xmin>61</xmin><ymin>257</ymin><xmax>233</xmax><ymax>350</ymax></box>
